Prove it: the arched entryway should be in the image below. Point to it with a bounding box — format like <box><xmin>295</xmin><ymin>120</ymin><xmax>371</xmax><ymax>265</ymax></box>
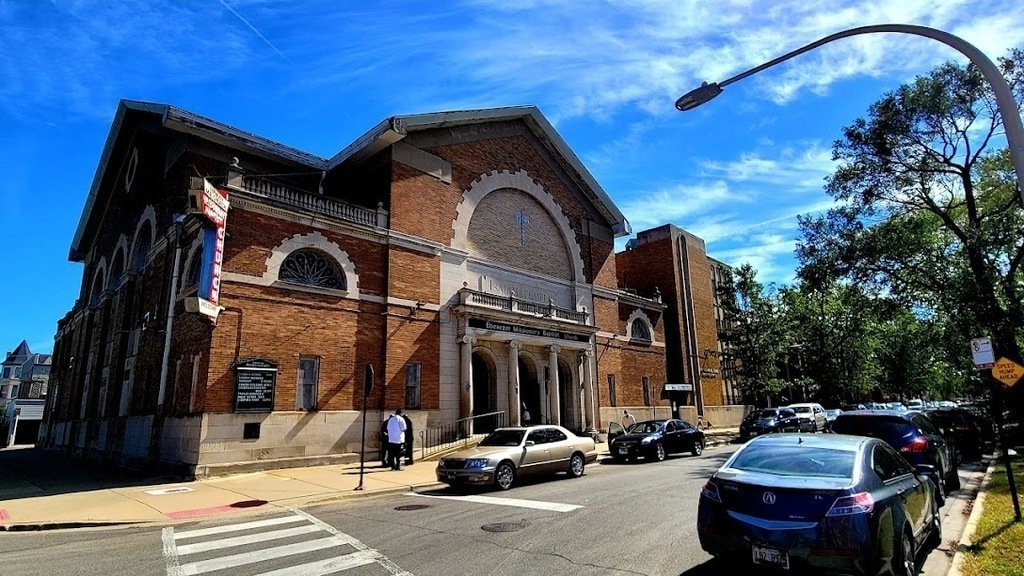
<box><xmin>518</xmin><ymin>355</ymin><xmax>542</xmax><ymax>426</ymax></box>
<box><xmin>471</xmin><ymin>351</ymin><xmax>498</xmax><ymax>431</ymax></box>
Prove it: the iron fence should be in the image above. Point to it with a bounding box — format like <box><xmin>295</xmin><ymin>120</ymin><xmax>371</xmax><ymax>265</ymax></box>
<box><xmin>420</xmin><ymin>411</ymin><xmax>506</xmax><ymax>459</ymax></box>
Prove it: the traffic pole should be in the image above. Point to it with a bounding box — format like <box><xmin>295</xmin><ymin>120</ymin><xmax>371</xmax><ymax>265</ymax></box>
<box><xmin>991</xmin><ymin>367</ymin><xmax>1022</xmax><ymax>521</ymax></box>
<box><xmin>356</xmin><ymin>363</ymin><xmax>374</xmax><ymax>491</ymax></box>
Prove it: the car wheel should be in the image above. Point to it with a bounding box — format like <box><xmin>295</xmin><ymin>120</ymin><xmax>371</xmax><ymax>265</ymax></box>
<box><xmin>494</xmin><ymin>462</ymin><xmax>515</xmax><ymax>491</ymax></box>
<box><xmin>896</xmin><ymin>528</ymin><xmax>916</xmax><ymax>576</ymax></box>
<box><xmin>811</xmin><ymin>421</ymin><xmax>818</xmax><ymax>433</ymax></box>
<box><xmin>933</xmin><ymin>472</ymin><xmax>946</xmax><ymax>506</ymax></box>
<box><xmin>568</xmin><ymin>453</ymin><xmax>585</xmax><ymax>478</ymax></box>
<box><xmin>652</xmin><ymin>443</ymin><xmax>666</xmax><ymax>462</ymax></box>
<box><xmin>691</xmin><ymin>439</ymin><xmax>704</xmax><ymax>456</ymax></box>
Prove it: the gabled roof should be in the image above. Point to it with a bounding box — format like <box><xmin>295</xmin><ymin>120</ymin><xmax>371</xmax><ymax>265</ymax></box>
<box><xmin>71</xmin><ymin>101</ymin><xmax>631</xmax><ymax>260</ymax></box>
<box><xmin>328</xmin><ymin>106</ymin><xmax>631</xmax><ymax>236</ymax></box>
<box><xmin>3</xmin><ymin>340</ymin><xmax>31</xmax><ymax>364</ymax></box>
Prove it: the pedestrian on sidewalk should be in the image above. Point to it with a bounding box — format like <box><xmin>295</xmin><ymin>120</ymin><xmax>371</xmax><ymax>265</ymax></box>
<box><xmin>402</xmin><ymin>412</ymin><xmax>414</xmax><ymax>466</ymax></box>
<box><xmin>379</xmin><ymin>418</ymin><xmax>389</xmax><ymax>467</ymax></box>
<box><xmin>386</xmin><ymin>409</ymin><xmax>407</xmax><ymax>471</ymax></box>
<box><xmin>621</xmin><ymin>409</ymin><xmax>636</xmax><ymax>430</ymax></box>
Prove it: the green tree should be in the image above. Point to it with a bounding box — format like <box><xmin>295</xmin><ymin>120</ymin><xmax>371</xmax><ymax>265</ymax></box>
<box><xmin>798</xmin><ymin>50</ymin><xmax>1024</xmax><ymax>399</ymax></box>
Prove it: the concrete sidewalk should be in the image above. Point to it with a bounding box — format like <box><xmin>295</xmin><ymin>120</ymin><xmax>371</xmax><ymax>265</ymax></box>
<box><xmin>0</xmin><ymin>428</ymin><xmax>739</xmax><ymax>531</ymax></box>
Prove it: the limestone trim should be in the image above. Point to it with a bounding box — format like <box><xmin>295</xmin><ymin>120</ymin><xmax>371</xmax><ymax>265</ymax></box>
<box><xmin>452</xmin><ymin>170</ymin><xmax>585</xmax><ymax>282</ymax></box>
<box><xmin>625</xmin><ymin>309</ymin><xmax>656</xmax><ymax>344</ymax></box>
<box><xmin>262</xmin><ymin>231</ymin><xmax>360</xmax><ymax>299</ymax></box>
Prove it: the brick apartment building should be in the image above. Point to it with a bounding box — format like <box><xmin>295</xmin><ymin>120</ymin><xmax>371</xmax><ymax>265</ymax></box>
<box><xmin>41</xmin><ymin>100</ymin><xmax>720</xmax><ymax>474</ymax></box>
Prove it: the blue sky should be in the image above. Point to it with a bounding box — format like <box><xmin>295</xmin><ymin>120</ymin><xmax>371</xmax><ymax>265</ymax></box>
<box><xmin>2</xmin><ymin>0</ymin><xmax>1023</xmax><ymax>354</ymax></box>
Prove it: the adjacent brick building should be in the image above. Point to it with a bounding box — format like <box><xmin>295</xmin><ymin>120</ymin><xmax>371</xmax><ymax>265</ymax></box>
<box><xmin>41</xmin><ymin>101</ymin><xmax>738</xmax><ymax>474</ymax></box>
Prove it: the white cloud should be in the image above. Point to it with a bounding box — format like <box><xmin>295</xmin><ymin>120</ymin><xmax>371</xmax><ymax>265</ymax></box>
<box><xmin>700</xmin><ymin>142</ymin><xmax>835</xmax><ymax>190</ymax></box>
<box><xmin>619</xmin><ymin>180</ymin><xmax>751</xmax><ymax>231</ymax></box>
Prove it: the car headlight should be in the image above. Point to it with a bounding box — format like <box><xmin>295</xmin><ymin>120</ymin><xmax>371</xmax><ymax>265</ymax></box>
<box><xmin>641</xmin><ymin>436</ymin><xmax>654</xmax><ymax>445</ymax></box>
<box><xmin>466</xmin><ymin>458</ymin><xmax>490</xmax><ymax>469</ymax></box>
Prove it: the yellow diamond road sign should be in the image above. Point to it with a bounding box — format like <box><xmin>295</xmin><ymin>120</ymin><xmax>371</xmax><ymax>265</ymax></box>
<box><xmin>993</xmin><ymin>357</ymin><xmax>1024</xmax><ymax>387</ymax></box>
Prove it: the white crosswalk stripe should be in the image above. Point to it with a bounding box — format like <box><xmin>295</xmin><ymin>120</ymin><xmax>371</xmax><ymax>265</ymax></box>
<box><xmin>162</xmin><ymin>509</ymin><xmax>411</xmax><ymax>576</ymax></box>
<box><xmin>406</xmin><ymin>492</ymin><xmax>583</xmax><ymax>513</ymax></box>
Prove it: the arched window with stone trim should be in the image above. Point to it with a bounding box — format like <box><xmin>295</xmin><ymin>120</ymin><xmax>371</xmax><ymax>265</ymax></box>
<box><xmin>278</xmin><ymin>248</ymin><xmax>347</xmax><ymax>290</ymax></box>
<box><xmin>626</xmin><ymin>309</ymin><xmax>654</xmax><ymax>342</ymax></box>
<box><xmin>130</xmin><ymin>220</ymin><xmax>153</xmax><ymax>272</ymax></box>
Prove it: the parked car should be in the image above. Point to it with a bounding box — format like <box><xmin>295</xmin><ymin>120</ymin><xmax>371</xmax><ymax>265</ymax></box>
<box><xmin>831</xmin><ymin>410</ymin><xmax>960</xmax><ymax>504</ymax></box>
<box><xmin>738</xmin><ymin>407</ymin><xmax>802</xmax><ymax>440</ymax></box>
<box><xmin>925</xmin><ymin>408</ymin><xmax>985</xmax><ymax>461</ymax></box>
<box><xmin>906</xmin><ymin>399</ymin><xmax>924</xmax><ymax>411</ymax></box>
<box><xmin>436</xmin><ymin>425</ymin><xmax>597</xmax><ymax>491</ymax></box>
<box><xmin>825</xmin><ymin>408</ymin><xmax>842</xmax><ymax>426</ymax></box>
<box><xmin>887</xmin><ymin>402</ymin><xmax>908</xmax><ymax>412</ymax></box>
<box><xmin>607</xmin><ymin>419</ymin><xmax>705</xmax><ymax>462</ymax></box>
<box><xmin>787</xmin><ymin>402</ymin><xmax>828</xmax><ymax>432</ymax></box>
<box><xmin>698</xmin><ymin>434</ymin><xmax>941</xmax><ymax>575</ymax></box>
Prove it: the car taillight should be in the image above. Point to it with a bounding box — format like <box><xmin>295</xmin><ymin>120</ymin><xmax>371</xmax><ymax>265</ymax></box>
<box><xmin>827</xmin><ymin>492</ymin><xmax>874</xmax><ymax>516</ymax></box>
<box><xmin>900</xmin><ymin>437</ymin><xmax>929</xmax><ymax>454</ymax></box>
<box><xmin>701</xmin><ymin>480</ymin><xmax>722</xmax><ymax>503</ymax></box>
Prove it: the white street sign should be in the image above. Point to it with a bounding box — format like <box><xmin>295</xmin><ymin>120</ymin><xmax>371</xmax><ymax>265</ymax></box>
<box><xmin>971</xmin><ymin>337</ymin><xmax>995</xmax><ymax>369</ymax></box>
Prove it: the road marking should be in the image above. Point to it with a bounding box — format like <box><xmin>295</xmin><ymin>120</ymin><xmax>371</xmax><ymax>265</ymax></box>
<box><xmin>179</xmin><ymin>536</ymin><xmax>348</xmax><ymax>575</ymax></box>
<box><xmin>250</xmin><ymin>550</ymin><xmax>379</xmax><ymax>576</ymax></box>
<box><xmin>163</xmin><ymin>509</ymin><xmax>414</xmax><ymax>576</ymax></box>
<box><xmin>174</xmin><ymin>514</ymin><xmax>306</xmax><ymax>540</ymax></box>
<box><xmin>406</xmin><ymin>492</ymin><xmax>583</xmax><ymax>513</ymax></box>
<box><xmin>175</xmin><ymin>524</ymin><xmax>321</xmax><ymax>555</ymax></box>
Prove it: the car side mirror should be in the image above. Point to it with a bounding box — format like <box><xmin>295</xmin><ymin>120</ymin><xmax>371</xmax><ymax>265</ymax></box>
<box><xmin>525</xmin><ymin>440</ymin><xmax>535</xmax><ymax>447</ymax></box>
<box><xmin>914</xmin><ymin>463</ymin><xmax>937</xmax><ymax>481</ymax></box>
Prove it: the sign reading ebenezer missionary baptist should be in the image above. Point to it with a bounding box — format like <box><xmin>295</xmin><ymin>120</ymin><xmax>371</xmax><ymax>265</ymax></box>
<box><xmin>234</xmin><ymin>358</ymin><xmax>277</xmax><ymax>412</ymax></box>
<box><xmin>468</xmin><ymin>318</ymin><xmax>585</xmax><ymax>342</ymax></box>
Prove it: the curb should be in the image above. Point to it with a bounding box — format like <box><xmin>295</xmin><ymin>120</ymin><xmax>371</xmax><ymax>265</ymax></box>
<box><xmin>0</xmin><ymin>520</ymin><xmax>150</xmax><ymax>532</ymax></box>
<box><xmin>948</xmin><ymin>456</ymin><xmax>998</xmax><ymax>576</ymax></box>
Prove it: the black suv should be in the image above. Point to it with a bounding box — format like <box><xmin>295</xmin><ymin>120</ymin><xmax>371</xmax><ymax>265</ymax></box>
<box><xmin>738</xmin><ymin>407</ymin><xmax>802</xmax><ymax>440</ymax></box>
<box><xmin>831</xmin><ymin>410</ymin><xmax>960</xmax><ymax>503</ymax></box>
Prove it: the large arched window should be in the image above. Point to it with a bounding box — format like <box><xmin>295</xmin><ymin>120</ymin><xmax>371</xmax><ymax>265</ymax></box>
<box><xmin>131</xmin><ymin>220</ymin><xmax>153</xmax><ymax>272</ymax></box>
<box><xmin>278</xmin><ymin>249</ymin><xmax>346</xmax><ymax>290</ymax></box>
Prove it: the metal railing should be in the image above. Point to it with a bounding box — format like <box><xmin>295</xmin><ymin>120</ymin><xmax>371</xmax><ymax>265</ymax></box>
<box><xmin>459</xmin><ymin>288</ymin><xmax>589</xmax><ymax>324</ymax></box>
<box><xmin>236</xmin><ymin>175</ymin><xmax>387</xmax><ymax>228</ymax></box>
<box><xmin>419</xmin><ymin>411</ymin><xmax>506</xmax><ymax>459</ymax></box>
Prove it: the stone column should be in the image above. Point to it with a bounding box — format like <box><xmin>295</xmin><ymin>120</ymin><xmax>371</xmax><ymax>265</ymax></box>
<box><xmin>507</xmin><ymin>341</ymin><xmax>521</xmax><ymax>426</ymax></box>
<box><xmin>581</xmin><ymin>349</ymin><xmax>596</xmax><ymax>434</ymax></box>
<box><xmin>548</xmin><ymin>345</ymin><xmax>561</xmax><ymax>425</ymax></box>
<box><xmin>461</xmin><ymin>336</ymin><xmax>475</xmax><ymax>433</ymax></box>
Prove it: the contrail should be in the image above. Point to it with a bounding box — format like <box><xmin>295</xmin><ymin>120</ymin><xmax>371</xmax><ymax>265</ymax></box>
<box><xmin>219</xmin><ymin>0</ymin><xmax>287</xmax><ymax>60</ymax></box>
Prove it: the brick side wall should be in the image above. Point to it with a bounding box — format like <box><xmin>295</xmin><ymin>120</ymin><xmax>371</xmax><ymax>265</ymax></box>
<box><xmin>685</xmin><ymin>241</ymin><xmax>725</xmax><ymax>406</ymax></box>
<box><xmin>388</xmin><ymin>245</ymin><xmax>439</xmax><ymax>304</ymax></box>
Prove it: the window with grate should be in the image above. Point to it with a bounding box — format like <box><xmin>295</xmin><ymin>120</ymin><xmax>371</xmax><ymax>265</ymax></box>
<box><xmin>297</xmin><ymin>356</ymin><xmax>319</xmax><ymax>410</ymax></box>
<box><xmin>405</xmin><ymin>363</ymin><xmax>421</xmax><ymax>410</ymax></box>
<box><xmin>279</xmin><ymin>249</ymin><xmax>346</xmax><ymax>290</ymax></box>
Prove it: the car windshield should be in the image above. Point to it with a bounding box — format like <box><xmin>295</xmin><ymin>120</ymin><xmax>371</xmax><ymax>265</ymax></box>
<box><xmin>627</xmin><ymin>421</ymin><xmax>663</xmax><ymax>434</ymax></box>
<box><xmin>479</xmin><ymin>430</ymin><xmax>525</xmax><ymax>446</ymax></box>
<box><xmin>792</xmin><ymin>406</ymin><xmax>812</xmax><ymax>414</ymax></box>
<box><xmin>730</xmin><ymin>445</ymin><xmax>856</xmax><ymax>479</ymax></box>
<box><xmin>750</xmin><ymin>409</ymin><xmax>778</xmax><ymax>420</ymax></box>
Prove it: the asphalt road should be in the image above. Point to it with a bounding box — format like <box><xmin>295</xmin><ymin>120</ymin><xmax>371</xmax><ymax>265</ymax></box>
<box><xmin>0</xmin><ymin>445</ymin><xmax>983</xmax><ymax>576</ymax></box>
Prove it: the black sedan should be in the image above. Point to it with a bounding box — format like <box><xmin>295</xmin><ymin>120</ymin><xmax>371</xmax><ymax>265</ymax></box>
<box><xmin>698</xmin><ymin>434</ymin><xmax>941</xmax><ymax>576</ymax></box>
<box><xmin>607</xmin><ymin>419</ymin><xmax>705</xmax><ymax>462</ymax></box>
<box><xmin>739</xmin><ymin>407</ymin><xmax>802</xmax><ymax>440</ymax></box>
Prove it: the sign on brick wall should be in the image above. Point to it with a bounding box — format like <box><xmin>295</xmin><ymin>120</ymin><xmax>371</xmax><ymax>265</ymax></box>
<box><xmin>234</xmin><ymin>358</ymin><xmax>277</xmax><ymax>413</ymax></box>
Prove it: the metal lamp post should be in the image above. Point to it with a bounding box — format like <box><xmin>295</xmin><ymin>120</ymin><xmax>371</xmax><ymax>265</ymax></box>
<box><xmin>675</xmin><ymin>24</ymin><xmax>1024</xmax><ymax>207</ymax></box>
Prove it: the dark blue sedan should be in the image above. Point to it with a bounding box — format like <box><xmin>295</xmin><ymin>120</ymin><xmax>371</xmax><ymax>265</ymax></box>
<box><xmin>698</xmin><ymin>434</ymin><xmax>941</xmax><ymax>576</ymax></box>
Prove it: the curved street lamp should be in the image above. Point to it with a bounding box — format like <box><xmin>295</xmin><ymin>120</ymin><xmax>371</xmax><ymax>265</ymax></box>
<box><xmin>675</xmin><ymin>24</ymin><xmax>1024</xmax><ymax>205</ymax></box>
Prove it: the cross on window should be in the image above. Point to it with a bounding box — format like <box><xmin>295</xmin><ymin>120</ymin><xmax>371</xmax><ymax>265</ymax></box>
<box><xmin>516</xmin><ymin>209</ymin><xmax>530</xmax><ymax>245</ymax></box>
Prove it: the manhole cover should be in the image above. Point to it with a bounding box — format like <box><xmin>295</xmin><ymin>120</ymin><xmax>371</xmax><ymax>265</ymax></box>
<box><xmin>481</xmin><ymin>521</ymin><xmax>528</xmax><ymax>533</ymax></box>
<box><xmin>394</xmin><ymin>504</ymin><xmax>431</xmax><ymax>511</ymax></box>
<box><xmin>229</xmin><ymin>500</ymin><xmax>268</xmax><ymax>509</ymax></box>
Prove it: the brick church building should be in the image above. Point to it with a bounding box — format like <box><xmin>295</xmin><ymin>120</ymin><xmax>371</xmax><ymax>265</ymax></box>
<box><xmin>40</xmin><ymin>100</ymin><xmax>738</xmax><ymax>474</ymax></box>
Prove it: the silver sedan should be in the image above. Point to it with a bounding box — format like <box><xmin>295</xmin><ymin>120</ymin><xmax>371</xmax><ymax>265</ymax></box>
<box><xmin>436</xmin><ymin>425</ymin><xmax>598</xmax><ymax>490</ymax></box>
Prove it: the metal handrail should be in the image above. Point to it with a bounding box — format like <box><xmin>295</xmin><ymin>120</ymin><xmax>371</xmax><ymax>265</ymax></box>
<box><xmin>419</xmin><ymin>411</ymin><xmax>506</xmax><ymax>459</ymax></box>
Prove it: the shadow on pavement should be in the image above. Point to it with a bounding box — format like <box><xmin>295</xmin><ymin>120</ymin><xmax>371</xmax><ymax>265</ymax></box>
<box><xmin>0</xmin><ymin>446</ymin><xmax>185</xmax><ymax>501</ymax></box>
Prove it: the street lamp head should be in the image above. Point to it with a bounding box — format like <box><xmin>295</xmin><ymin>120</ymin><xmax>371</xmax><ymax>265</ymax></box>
<box><xmin>675</xmin><ymin>81</ymin><xmax>723</xmax><ymax>111</ymax></box>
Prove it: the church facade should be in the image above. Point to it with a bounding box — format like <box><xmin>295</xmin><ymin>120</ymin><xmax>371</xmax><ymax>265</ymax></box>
<box><xmin>41</xmin><ymin>101</ymin><xmax>692</xmax><ymax>474</ymax></box>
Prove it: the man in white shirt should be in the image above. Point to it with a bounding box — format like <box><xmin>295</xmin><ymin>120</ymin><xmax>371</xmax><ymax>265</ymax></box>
<box><xmin>622</xmin><ymin>409</ymin><xmax>636</xmax><ymax>430</ymax></box>
<box><xmin>386</xmin><ymin>409</ymin><xmax>408</xmax><ymax>470</ymax></box>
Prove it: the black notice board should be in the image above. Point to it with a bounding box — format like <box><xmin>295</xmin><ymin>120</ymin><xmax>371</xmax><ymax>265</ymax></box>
<box><xmin>234</xmin><ymin>358</ymin><xmax>277</xmax><ymax>413</ymax></box>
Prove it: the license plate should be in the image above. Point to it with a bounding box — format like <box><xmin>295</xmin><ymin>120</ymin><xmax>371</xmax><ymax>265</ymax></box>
<box><xmin>618</xmin><ymin>448</ymin><xmax>629</xmax><ymax>455</ymax></box>
<box><xmin>446</xmin><ymin>472</ymin><xmax>456</xmax><ymax>480</ymax></box>
<box><xmin>749</xmin><ymin>431</ymin><xmax>758</xmax><ymax>437</ymax></box>
<box><xmin>752</xmin><ymin>545</ymin><xmax>789</xmax><ymax>569</ymax></box>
